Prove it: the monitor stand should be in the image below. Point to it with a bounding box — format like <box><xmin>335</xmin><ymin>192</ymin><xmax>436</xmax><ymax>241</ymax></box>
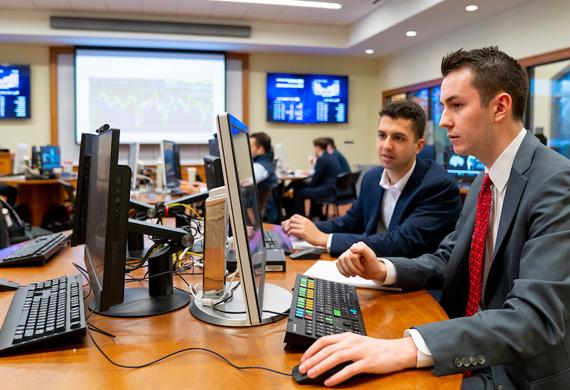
<box><xmin>89</xmin><ymin>243</ymin><xmax>191</xmax><ymax>317</ymax></box>
<box><xmin>190</xmin><ymin>281</ymin><xmax>291</xmax><ymax>327</ymax></box>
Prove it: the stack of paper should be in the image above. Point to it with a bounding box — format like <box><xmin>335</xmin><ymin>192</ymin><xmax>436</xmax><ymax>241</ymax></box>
<box><xmin>303</xmin><ymin>260</ymin><xmax>401</xmax><ymax>291</ymax></box>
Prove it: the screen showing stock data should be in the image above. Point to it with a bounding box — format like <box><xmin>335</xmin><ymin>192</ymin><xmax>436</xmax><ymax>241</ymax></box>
<box><xmin>75</xmin><ymin>49</ymin><xmax>225</xmax><ymax>144</ymax></box>
<box><xmin>0</xmin><ymin>65</ymin><xmax>31</xmax><ymax>119</ymax></box>
<box><xmin>266</xmin><ymin>73</ymin><xmax>348</xmax><ymax>124</ymax></box>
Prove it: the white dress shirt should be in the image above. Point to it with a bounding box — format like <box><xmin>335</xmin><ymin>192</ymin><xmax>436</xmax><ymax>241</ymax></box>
<box><xmin>326</xmin><ymin>161</ymin><xmax>416</xmax><ymax>251</ymax></box>
<box><xmin>384</xmin><ymin>129</ymin><xmax>527</xmax><ymax>367</ymax></box>
<box><xmin>253</xmin><ymin>162</ymin><xmax>269</xmax><ymax>183</ymax></box>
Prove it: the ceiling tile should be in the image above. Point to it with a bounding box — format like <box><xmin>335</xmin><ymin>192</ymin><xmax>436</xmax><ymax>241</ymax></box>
<box><xmin>0</xmin><ymin>0</ymin><xmax>36</xmax><ymax>9</ymax></box>
<box><xmin>107</xmin><ymin>0</ymin><xmax>144</xmax><ymax>13</ymax></box>
<box><xmin>69</xmin><ymin>0</ymin><xmax>108</xmax><ymax>12</ymax></box>
<box><xmin>143</xmin><ymin>0</ymin><xmax>178</xmax><ymax>15</ymax></box>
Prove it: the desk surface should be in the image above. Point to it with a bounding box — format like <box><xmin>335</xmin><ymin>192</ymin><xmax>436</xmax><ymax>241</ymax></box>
<box><xmin>0</xmin><ymin>247</ymin><xmax>460</xmax><ymax>389</ymax></box>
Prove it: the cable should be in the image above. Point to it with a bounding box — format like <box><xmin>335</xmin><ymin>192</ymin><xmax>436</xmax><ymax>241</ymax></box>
<box><xmin>86</xmin><ymin>329</ymin><xmax>291</xmax><ymax>376</ymax></box>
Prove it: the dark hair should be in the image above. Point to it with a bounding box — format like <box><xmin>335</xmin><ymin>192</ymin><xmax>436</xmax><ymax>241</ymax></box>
<box><xmin>250</xmin><ymin>132</ymin><xmax>272</xmax><ymax>154</ymax></box>
<box><xmin>313</xmin><ymin>137</ymin><xmax>329</xmax><ymax>150</ymax></box>
<box><xmin>379</xmin><ymin>100</ymin><xmax>426</xmax><ymax>140</ymax></box>
<box><xmin>441</xmin><ymin>46</ymin><xmax>529</xmax><ymax>121</ymax></box>
<box><xmin>323</xmin><ymin>137</ymin><xmax>336</xmax><ymax>150</ymax></box>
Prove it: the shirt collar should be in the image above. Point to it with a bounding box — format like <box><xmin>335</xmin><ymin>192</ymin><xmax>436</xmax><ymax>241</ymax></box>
<box><xmin>380</xmin><ymin>160</ymin><xmax>416</xmax><ymax>191</ymax></box>
<box><xmin>486</xmin><ymin>128</ymin><xmax>527</xmax><ymax>192</ymax></box>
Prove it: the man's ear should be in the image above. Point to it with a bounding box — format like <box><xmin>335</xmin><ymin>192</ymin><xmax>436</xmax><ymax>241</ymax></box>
<box><xmin>415</xmin><ymin>138</ymin><xmax>425</xmax><ymax>154</ymax></box>
<box><xmin>493</xmin><ymin>92</ymin><xmax>512</xmax><ymax>123</ymax></box>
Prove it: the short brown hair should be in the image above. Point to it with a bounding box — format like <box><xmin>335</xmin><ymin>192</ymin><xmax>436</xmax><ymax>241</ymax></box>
<box><xmin>379</xmin><ymin>100</ymin><xmax>426</xmax><ymax>140</ymax></box>
<box><xmin>441</xmin><ymin>46</ymin><xmax>528</xmax><ymax>121</ymax></box>
<box><xmin>323</xmin><ymin>137</ymin><xmax>336</xmax><ymax>150</ymax></box>
<box><xmin>313</xmin><ymin>137</ymin><xmax>329</xmax><ymax>150</ymax></box>
<box><xmin>250</xmin><ymin>132</ymin><xmax>272</xmax><ymax>153</ymax></box>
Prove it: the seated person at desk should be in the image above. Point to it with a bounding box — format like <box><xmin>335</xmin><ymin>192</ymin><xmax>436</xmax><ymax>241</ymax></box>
<box><xmin>249</xmin><ymin>132</ymin><xmax>279</xmax><ymax>220</ymax></box>
<box><xmin>297</xmin><ymin>47</ymin><xmax>570</xmax><ymax>389</ymax></box>
<box><xmin>249</xmin><ymin>132</ymin><xmax>279</xmax><ymax>192</ymax></box>
<box><xmin>324</xmin><ymin>137</ymin><xmax>350</xmax><ymax>173</ymax></box>
<box><xmin>293</xmin><ymin>137</ymin><xmax>343</xmax><ymax>217</ymax></box>
<box><xmin>283</xmin><ymin>100</ymin><xmax>461</xmax><ymax>257</ymax></box>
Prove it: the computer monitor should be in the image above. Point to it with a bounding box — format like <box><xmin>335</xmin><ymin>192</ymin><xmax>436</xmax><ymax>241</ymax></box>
<box><xmin>204</xmin><ymin>155</ymin><xmax>224</xmax><ymax>190</ymax></box>
<box><xmin>207</xmin><ymin>113</ymin><xmax>290</xmax><ymax>326</ymax></box>
<box><xmin>74</xmin><ymin>128</ymin><xmax>191</xmax><ymax>317</ymax></box>
<box><xmin>444</xmin><ymin>146</ymin><xmax>484</xmax><ymax>182</ymax></box>
<box><xmin>161</xmin><ymin>140</ymin><xmax>180</xmax><ymax>189</ymax></box>
<box><xmin>127</xmin><ymin>143</ymin><xmax>139</xmax><ymax>189</ymax></box>
<box><xmin>272</xmin><ymin>143</ymin><xmax>289</xmax><ymax>174</ymax></box>
<box><xmin>82</xmin><ymin>129</ymin><xmax>131</xmax><ymax>312</ymax></box>
<box><xmin>40</xmin><ymin>145</ymin><xmax>61</xmax><ymax>172</ymax></box>
<box><xmin>208</xmin><ymin>135</ymin><xmax>220</xmax><ymax>157</ymax></box>
<box><xmin>71</xmin><ymin>133</ymin><xmax>95</xmax><ymax>247</ymax></box>
<box><xmin>12</xmin><ymin>143</ymin><xmax>28</xmax><ymax>175</ymax></box>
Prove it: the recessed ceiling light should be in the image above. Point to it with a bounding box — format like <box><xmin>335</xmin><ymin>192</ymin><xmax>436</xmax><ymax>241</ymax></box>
<box><xmin>365</xmin><ymin>49</ymin><xmax>374</xmax><ymax>55</ymax></box>
<box><xmin>406</xmin><ymin>30</ymin><xmax>417</xmax><ymax>37</ymax></box>
<box><xmin>465</xmin><ymin>4</ymin><xmax>478</xmax><ymax>12</ymax></box>
<box><xmin>208</xmin><ymin>0</ymin><xmax>342</xmax><ymax>10</ymax></box>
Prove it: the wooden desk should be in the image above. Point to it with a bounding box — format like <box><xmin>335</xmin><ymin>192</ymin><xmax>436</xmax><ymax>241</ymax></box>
<box><xmin>0</xmin><ymin>177</ymin><xmax>77</xmax><ymax>226</ymax></box>
<box><xmin>0</xmin><ymin>247</ymin><xmax>461</xmax><ymax>389</ymax></box>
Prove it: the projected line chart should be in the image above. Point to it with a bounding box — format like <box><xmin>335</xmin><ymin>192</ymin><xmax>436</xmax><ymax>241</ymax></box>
<box><xmin>88</xmin><ymin>78</ymin><xmax>214</xmax><ymax>134</ymax></box>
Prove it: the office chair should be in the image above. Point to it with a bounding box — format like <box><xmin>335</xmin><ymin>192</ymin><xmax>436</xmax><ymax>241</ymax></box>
<box><xmin>322</xmin><ymin>171</ymin><xmax>359</xmax><ymax>219</ymax></box>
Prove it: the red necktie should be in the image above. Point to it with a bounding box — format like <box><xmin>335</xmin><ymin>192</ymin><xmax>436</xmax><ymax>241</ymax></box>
<box><xmin>465</xmin><ymin>174</ymin><xmax>493</xmax><ymax>317</ymax></box>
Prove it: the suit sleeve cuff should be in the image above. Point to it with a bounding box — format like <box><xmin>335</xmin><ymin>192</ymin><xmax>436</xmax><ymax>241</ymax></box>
<box><xmin>376</xmin><ymin>258</ymin><xmax>397</xmax><ymax>285</ymax></box>
<box><xmin>404</xmin><ymin>329</ymin><xmax>434</xmax><ymax>368</ymax></box>
<box><xmin>326</xmin><ymin>234</ymin><xmax>333</xmax><ymax>253</ymax></box>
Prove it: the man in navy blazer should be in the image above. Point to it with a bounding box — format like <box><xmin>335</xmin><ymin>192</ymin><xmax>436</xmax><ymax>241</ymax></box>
<box><xmin>293</xmin><ymin>137</ymin><xmax>343</xmax><ymax>216</ymax></box>
<box><xmin>283</xmin><ymin>100</ymin><xmax>461</xmax><ymax>258</ymax></box>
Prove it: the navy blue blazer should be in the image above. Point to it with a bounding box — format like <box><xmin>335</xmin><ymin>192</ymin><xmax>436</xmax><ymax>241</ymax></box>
<box><xmin>315</xmin><ymin>158</ymin><xmax>462</xmax><ymax>257</ymax></box>
<box><xmin>309</xmin><ymin>152</ymin><xmax>343</xmax><ymax>194</ymax></box>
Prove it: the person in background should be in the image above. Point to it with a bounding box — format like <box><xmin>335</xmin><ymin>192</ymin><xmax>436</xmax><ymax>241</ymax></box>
<box><xmin>297</xmin><ymin>47</ymin><xmax>570</xmax><ymax>390</ymax></box>
<box><xmin>293</xmin><ymin>137</ymin><xmax>343</xmax><ymax>217</ymax></box>
<box><xmin>249</xmin><ymin>132</ymin><xmax>278</xmax><ymax>191</ymax></box>
<box><xmin>324</xmin><ymin>137</ymin><xmax>350</xmax><ymax>173</ymax></box>
<box><xmin>283</xmin><ymin>100</ymin><xmax>461</xmax><ymax>257</ymax></box>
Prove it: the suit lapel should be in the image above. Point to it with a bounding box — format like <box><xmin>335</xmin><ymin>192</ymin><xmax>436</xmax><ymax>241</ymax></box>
<box><xmin>493</xmin><ymin>132</ymin><xmax>536</xmax><ymax>258</ymax></box>
<box><xmin>366</xmin><ymin>169</ymin><xmax>384</xmax><ymax>234</ymax></box>
<box><xmin>388</xmin><ymin>159</ymin><xmax>426</xmax><ymax>230</ymax></box>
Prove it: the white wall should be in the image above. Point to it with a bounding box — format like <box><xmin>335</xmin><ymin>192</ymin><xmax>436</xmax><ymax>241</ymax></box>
<box><xmin>249</xmin><ymin>53</ymin><xmax>379</xmax><ymax>170</ymax></box>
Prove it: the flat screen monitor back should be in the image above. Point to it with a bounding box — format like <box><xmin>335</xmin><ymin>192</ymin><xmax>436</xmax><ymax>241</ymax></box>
<box><xmin>162</xmin><ymin>140</ymin><xmax>180</xmax><ymax>188</ymax></box>
<box><xmin>71</xmin><ymin>133</ymin><xmax>95</xmax><ymax>247</ymax></box>
<box><xmin>216</xmin><ymin>113</ymin><xmax>266</xmax><ymax>325</ymax></box>
<box><xmin>204</xmin><ymin>155</ymin><xmax>224</xmax><ymax>190</ymax></box>
<box><xmin>83</xmin><ymin>129</ymin><xmax>130</xmax><ymax>313</ymax></box>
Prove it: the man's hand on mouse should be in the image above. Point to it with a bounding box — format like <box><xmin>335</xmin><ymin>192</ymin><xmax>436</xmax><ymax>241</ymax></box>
<box><xmin>298</xmin><ymin>333</ymin><xmax>418</xmax><ymax>386</ymax></box>
<box><xmin>281</xmin><ymin>214</ymin><xmax>329</xmax><ymax>248</ymax></box>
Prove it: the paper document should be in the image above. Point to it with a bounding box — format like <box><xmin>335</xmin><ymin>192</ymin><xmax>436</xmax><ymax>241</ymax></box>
<box><xmin>303</xmin><ymin>260</ymin><xmax>401</xmax><ymax>291</ymax></box>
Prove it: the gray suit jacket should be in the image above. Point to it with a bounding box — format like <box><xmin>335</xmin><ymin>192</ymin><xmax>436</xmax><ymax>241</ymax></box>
<box><xmin>389</xmin><ymin>132</ymin><xmax>570</xmax><ymax>389</ymax></box>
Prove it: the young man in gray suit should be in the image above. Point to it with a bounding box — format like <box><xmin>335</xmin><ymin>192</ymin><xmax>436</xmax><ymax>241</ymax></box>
<box><xmin>296</xmin><ymin>47</ymin><xmax>570</xmax><ymax>389</ymax></box>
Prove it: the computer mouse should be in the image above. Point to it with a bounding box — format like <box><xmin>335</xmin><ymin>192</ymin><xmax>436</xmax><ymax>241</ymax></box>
<box><xmin>292</xmin><ymin>361</ymin><xmax>352</xmax><ymax>385</ymax></box>
<box><xmin>0</xmin><ymin>278</ymin><xmax>19</xmax><ymax>291</ymax></box>
<box><xmin>289</xmin><ymin>248</ymin><xmax>323</xmax><ymax>260</ymax></box>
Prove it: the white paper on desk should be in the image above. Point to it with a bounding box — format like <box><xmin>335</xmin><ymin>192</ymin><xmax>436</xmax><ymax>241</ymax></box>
<box><xmin>303</xmin><ymin>260</ymin><xmax>401</xmax><ymax>291</ymax></box>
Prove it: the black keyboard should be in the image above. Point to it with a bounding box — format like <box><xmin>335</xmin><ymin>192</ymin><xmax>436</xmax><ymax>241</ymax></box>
<box><xmin>0</xmin><ymin>275</ymin><xmax>86</xmax><ymax>355</ymax></box>
<box><xmin>264</xmin><ymin>230</ymin><xmax>282</xmax><ymax>249</ymax></box>
<box><xmin>0</xmin><ymin>231</ymin><xmax>71</xmax><ymax>267</ymax></box>
<box><xmin>284</xmin><ymin>274</ymin><xmax>366</xmax><ymax>348</ymax></box>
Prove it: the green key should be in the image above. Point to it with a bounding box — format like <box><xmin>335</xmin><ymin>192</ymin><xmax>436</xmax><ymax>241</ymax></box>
<box><xmin>333</xmin><ymin>308</ymin><xmax>341</xmax><ymax>317</ymax></box>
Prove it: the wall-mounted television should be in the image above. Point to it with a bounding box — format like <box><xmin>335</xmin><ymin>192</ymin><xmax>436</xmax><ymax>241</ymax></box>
<box><xmin>0</xmin><ymin>64</ymin><xmax>31</xmax><ymax>119</ymax></box>
<box><xmin>267</xmin><ymin>73</ymin><xmax>348</xmax><ymax>124</ymax></box>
